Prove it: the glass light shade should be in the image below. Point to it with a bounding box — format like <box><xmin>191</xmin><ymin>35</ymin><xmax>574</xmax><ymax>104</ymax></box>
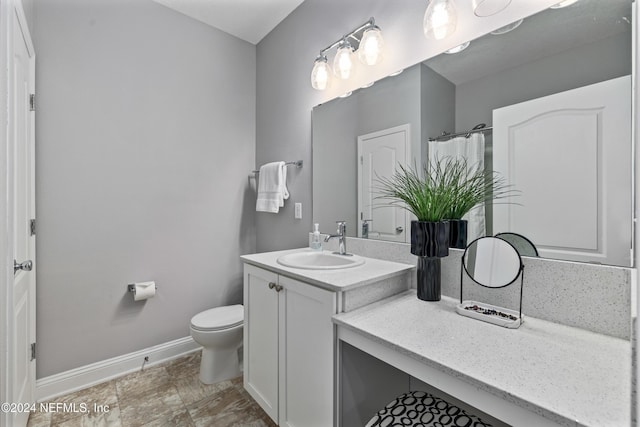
<box><xmin>490</xmin><ymin>19</ymin><xmax>523</xmax><ymax>35</ymax></box>
<box><xmin>471</xmin><ymin>0</ymin><xmax>512</xmax><ymax>17</ymax></box>
<box><xmin>358</xmin><ymin>26</ymin><xmax>384</xmax><ymax>66</ymax></box>
<box><xmin>550</xmin><ymin>0</ymin><xmax>579</xmax><ymax>8</ymax></box>
<box><xmin>333</xmin><ymin>41</ymin><xmax>354</xmax><ymax>79</ymax></box>
<box><xmin>311</xmin><ymin>56</ymin><xmax>330</xmax><ymax>90</ymax></box>
<box><xmin>424</xmin><ymin>0</ymin><xmax>457</xmax><ymax>40</ymax></box>
<box><xmin>444</xmin><ymin>41</ymin><xmax>470</xmax><ymax>54</ymax></box>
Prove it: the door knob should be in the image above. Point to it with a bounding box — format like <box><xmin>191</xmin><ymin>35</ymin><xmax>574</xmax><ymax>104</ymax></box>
<box><xmin>14</xmin><ymin>259</ymin><xmax>33</xmax><ymax>274</ymax></box>
<box><xmin>396</xmin><ymin>227</ymin><xmax>404</xmax><ymax>233</ymax></box>
<box><xmin>268</xmin><ymin>282</ymin><xmax>276</xmax><ymax>289</ymax></box>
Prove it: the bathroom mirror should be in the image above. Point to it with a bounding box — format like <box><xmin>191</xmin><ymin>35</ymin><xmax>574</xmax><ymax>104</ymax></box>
<box><xmin>495</xmin><ymin>232</ymin><xmax>538</xmax><ymax>257</ymax></box>
<box><xmin>463</xmin><ymin>237</ymin><xmax>522</xmax><ymax>288</ymax></box>
<box><xmin>312</xmin><ymin>0</ymin><xmax>633</xmax><ymax>267</ymax></box>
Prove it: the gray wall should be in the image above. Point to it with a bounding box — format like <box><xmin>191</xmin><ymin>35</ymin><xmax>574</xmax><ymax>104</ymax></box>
<box><xmin>255</xmin><ymin>0</ymin><xmax>555</xmax><ymax>252</ymax></box>
<box><xmin>455</xmin><ymin>32</ymin><xmax>631</xmax><ymax>131</ymax></box>
<box><xmin>21</xmin><ymin>0</ymin><xmax>34</xmax><ymax>30</ymax></box>
<box><xmin>420</xmin><ymin>63</ymin><xmax>455</xmax><ymax>165</ymax></box>
<box><xmin>33</xmin><ymin>0</ymin><xmax>256</xmax><ymax>377</ymax></box>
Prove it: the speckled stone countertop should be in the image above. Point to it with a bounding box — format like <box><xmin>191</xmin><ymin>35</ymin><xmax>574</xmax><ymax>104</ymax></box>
<box><xmin>241</xmin><ymin>248</ymin><xmax>414</xmax><ymax>292</ymax></box>
<box><xmin>333</xmin><ymin>291</ymin><xmax>631</xmax><ymax>427</ymax></box>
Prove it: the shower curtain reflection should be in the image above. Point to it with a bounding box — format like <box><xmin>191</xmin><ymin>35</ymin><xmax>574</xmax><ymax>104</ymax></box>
<box><xmin>427</xmin><ymin>133</ymin><xmax>486</xmax><ymax>242</ymax></box>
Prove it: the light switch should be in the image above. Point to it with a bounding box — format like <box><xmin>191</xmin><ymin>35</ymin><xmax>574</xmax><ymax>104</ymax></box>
<box><xmin>294</xmin><ymin>203</ymin><xmax>302</xmax><ymax>219</ymax></box>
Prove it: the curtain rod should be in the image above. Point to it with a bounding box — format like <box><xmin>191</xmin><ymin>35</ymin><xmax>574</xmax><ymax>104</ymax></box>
<box><xmin>428</xmin><ymin>125</ymin><xmax>493</xmax><ymax>142</ymax></box>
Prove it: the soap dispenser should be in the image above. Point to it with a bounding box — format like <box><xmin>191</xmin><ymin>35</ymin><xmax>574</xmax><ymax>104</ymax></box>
<box><xmin>310</xmin><ymin>223</ymin><xmax>322</xmax><ymax>251</ymax></box>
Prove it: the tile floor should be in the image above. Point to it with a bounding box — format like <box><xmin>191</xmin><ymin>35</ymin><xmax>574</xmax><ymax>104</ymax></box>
<box><xmin>26</xmin><ymin>352</ymin><xmax>277</xmax><ymax>427</ymax></box>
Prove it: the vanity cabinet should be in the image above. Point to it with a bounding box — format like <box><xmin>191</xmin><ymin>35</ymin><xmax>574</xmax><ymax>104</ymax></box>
<box><xmin>243</xmin><ymin>264</ymin><xmax>336</xmax><ymax>427</ymax></box>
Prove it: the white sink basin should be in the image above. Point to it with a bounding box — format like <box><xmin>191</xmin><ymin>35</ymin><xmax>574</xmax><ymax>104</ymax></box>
<box><xmin>277</xmin><ymin>251</ymin><xmax>365</xmax><ymax>270</ymax></box>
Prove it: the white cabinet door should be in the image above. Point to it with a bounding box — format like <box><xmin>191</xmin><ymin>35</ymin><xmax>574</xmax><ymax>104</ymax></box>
<box><xmin>243</xmin><ymin>265</ymin><xmax>279</xmax><ymax>422</ymax></box>
<box><xmin>493</xmin><ymin>76</ymin><xmax>632</xmax><ymax>265</ymax></box>
<box><xmin>278</xmin><ymin>276</ymin><xmax>336</xmax><ymax>427</ymax></box>
<box><xmin>243</xmin><ymin>264</ymin><xmax>338</xmax><ymax>426</ymax></box>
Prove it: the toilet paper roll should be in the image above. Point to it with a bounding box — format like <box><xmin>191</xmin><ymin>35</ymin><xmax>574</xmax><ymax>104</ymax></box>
<box><xmin>133</xmin><ymin>281</ymin><xmax>156</xmax><ymax>301</ymax></box>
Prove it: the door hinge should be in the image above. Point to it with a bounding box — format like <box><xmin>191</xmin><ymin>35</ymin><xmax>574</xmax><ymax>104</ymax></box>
<box><xmin>30</xmin><ymin>219</ymin><xmax>36</xmax><ymax>236</ymax></box>
<box><xmin>29</xmin><ymin>94</ymin><xmax>35</xmax><ymax>111</ymax></box>
<box><xmin>30</xmin><ymin>343</ymin><xmax>36</xmax><ymax>361</ymax></box>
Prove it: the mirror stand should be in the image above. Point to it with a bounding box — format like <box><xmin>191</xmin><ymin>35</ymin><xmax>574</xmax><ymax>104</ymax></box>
<box><xmin>457</xmin><ymin>236</ymin><xmax>525</xmax><ymax>329</ymax></box>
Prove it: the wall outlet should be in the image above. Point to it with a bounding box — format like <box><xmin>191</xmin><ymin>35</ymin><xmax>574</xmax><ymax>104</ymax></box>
<box><xmin>294</xmin><ymin>203</ymin><xmax>302</xmax><ymax>219</ymax></box>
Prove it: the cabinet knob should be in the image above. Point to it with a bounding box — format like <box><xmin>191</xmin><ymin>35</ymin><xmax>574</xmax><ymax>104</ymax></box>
<box><xmin>274</xmin><ymin>284</ymin><xmax>283</xmax><ymax>292</ymax></box>
<box><xmin>268</xmin><ymin>282</ymin><xmax>276</xmax><ymax>289</ymax></box>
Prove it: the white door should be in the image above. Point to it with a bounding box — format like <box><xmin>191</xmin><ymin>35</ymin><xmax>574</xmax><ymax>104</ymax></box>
<box><xmin>7</xmin><ymin>3</ymin><xmax>36</xmax><ymax>427</ymax></box>
<box><xmin>278</xmin><ymin>276</ymin><xmax>335</xmax><ymax>427</ymax></box>
<box><xmin>243</xmin><ymin>265</ymin><xmax>279</xmax><ymax>423</ymax></box>
<box><xmin>357</xmin><ymin>124</ymin><xmax>411</xmax><ymax>243</ymax></box>
<box><xmin>493</xmin><ymin>76</ymin><xmax>632</xmax><ymax>265</ymax></box>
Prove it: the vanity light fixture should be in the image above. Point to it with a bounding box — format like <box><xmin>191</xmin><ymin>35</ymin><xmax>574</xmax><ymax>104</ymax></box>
<box><xmin>423</xmin><ymin>0</ymin><xmax>458</xmax><ymax>40</ymax></box>
<box><xmin>471</xmin><ymin>0</ymin><xmax>512</xmax><ymax>17</ymax></box>
<box><xmin>550</xmin><ymin>0</ymin><xmax>579</xmax><ymax>9</ymax></box>
<box><xmin>310</xmin><ymin>17</ymin><xmax>385</xmax><ymax>91</ymax></box>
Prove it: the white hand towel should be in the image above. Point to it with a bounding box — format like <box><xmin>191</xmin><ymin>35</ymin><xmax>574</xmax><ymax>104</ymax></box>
<box><xmin>256</xmin><ymin>161</ymin><xmax>289</xmax><ymax>213</ymax></box>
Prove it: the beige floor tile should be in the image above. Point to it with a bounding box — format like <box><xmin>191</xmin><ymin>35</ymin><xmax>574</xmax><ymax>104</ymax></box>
<box><xmin>48</xmin><ymin>380</ymin><xmax>118</xmax><ymax>425</ymax></box>
<box><xmin>186</xmin><ymin>387</ymin><xmax>266</xmax><ymax>427</ymax></box>
<box><xmin>163</xmin><ymin>352</ymin><xmax>201</xmax><ymax>380</ymax></box>
<box><xmin>172</xmin><ymin>374</ymin><xmax>235</xmax><ymax>407</ymax></box>
<box><xmin>119</xmin><ymin>383</ymin><xmax>184</xmax><ymax>427</ymax></box>
<box><xmin>27</xmin><ymin>409</ymin><xmax>52</xmax><ymax>427</ymax></box>
<box><xmin>54</xmin><ymin>403</ymin><xmax>121</xmax><ymax>427</ymax></box>
<box><xmin>138</xmin><ymin>408</ymin><xmax>194</xmax><ymax>427</ymax></box>
<box><xmin>39</xmin><ymin>353</ymin><xmax>269</xmax><ymax>427</ymax></box>
<box><xmin>115</xmin><ymin>367</ymin><xmax>171</xmax><ymax>401</ymax></box>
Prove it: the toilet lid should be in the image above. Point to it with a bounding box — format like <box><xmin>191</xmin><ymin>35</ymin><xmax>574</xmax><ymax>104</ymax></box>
<box><xmin>191</xmin><ymin>304</ymin><xmax>244</xmax><ymax>331</ymax></box>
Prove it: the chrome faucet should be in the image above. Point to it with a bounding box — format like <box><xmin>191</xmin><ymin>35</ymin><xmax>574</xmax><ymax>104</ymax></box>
<box><xmin>325</xmin><ymin>221</ymin><xmax>349</xmax><ymax>255</ymax></box>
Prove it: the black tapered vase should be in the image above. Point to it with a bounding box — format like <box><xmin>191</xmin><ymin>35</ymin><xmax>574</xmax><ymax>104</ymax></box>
<box><xmin>411</xmin><ymin>221</ymin><xmax>449</xmax><ymax>302</ymax></box>
<box><xmin>417</xmin><ymin>257</ymin><xmax>441</xmax><ymax>301</ymax></box>
<box><xmin>448</xmin><ymin>219</ymin><xmax>468</xmax><ymax>249</ymax></box>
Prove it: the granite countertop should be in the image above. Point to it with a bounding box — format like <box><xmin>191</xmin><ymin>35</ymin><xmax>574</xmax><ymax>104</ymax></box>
<box><xmin>333</xmin><ymin>291</ymin><xmax>631</xmax><ymax>427</ymax></box>
<box><xmin>241</xmin><ymin>248</ymin><xmax>414</xmax><ymax>292</ymax></box>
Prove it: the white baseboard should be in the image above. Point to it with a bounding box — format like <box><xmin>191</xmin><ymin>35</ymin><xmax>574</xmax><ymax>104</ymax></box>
<box><xmin>36</xmin><ymin>336</ymin><xmax>201</xmax><ymax>402</ymax></box>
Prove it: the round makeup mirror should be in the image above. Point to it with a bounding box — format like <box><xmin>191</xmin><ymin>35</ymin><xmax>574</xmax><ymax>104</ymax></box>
<box><xmin>463</xmin><ymin>236</ymin><xmax>522</xmax><ymax>288</ymax></box>
<box><xmin>495</xmin><ymin>232</ymin><xmax>539</xmax><ymax>257</ymax></box>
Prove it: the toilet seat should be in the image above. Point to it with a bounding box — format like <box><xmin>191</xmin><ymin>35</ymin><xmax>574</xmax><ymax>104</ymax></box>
<box><xmin>190</xmin><ymin>304</ymin><xmax>244</xmax><ymax>332</ymax></box>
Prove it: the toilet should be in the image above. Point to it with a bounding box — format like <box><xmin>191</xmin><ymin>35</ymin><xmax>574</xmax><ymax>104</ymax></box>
<box><xmin>190</xmin><ymin>304</ymin><xmax>244</xmax><ymax>384</ymax></box>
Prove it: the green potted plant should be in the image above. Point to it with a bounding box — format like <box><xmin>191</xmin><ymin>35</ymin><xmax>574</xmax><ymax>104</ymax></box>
<box><xmin>375</xmin><ymin>157</ymin><xmax>513</xmax><ymax>301</ymax></box>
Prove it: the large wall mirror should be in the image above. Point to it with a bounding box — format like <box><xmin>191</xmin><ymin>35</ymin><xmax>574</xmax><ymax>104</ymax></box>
<box><xmin>312</xmin><ymin>0</ymin><xmax>633</xmax><ymax>267</ymax></box>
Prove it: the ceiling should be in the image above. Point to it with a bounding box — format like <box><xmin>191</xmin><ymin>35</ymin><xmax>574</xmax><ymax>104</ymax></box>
<box><xmin>151</xmin><ymin>0</ymin><xmax>305</xmax><ymax>44</ymax></box>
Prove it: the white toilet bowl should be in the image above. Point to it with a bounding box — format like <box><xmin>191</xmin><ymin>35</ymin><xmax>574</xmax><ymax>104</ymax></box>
<box><xmin>190</xmin><ymin>304</ymin><xmax>244</xmax><ymax>384</ymax></box>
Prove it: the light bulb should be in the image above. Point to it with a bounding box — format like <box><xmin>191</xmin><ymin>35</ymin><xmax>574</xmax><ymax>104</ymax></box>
<box><xmin>423</xmin><ymin>0</ymin><xmax>457</xmax><ymax>40</ymax></box>
<box><xmin>358</xmin><ymin>26</ymin><xmax>384</xmax><ymax>66</ymax></box>
<box><xmin>333</xmin><ymin>40</ymin><xmax>354</xmax><ymax>80</ymax></box>
<box><xmin>311</xmin><ymin>55</ymin><xmax>330</xmax><ymax>90</ymax></box>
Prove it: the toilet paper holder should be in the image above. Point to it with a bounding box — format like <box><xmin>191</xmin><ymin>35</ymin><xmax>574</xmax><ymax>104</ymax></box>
<box><xmin>128</xmin><ymin>283</ymin><xmax>158</xmax><ymax>294</ymax></box>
